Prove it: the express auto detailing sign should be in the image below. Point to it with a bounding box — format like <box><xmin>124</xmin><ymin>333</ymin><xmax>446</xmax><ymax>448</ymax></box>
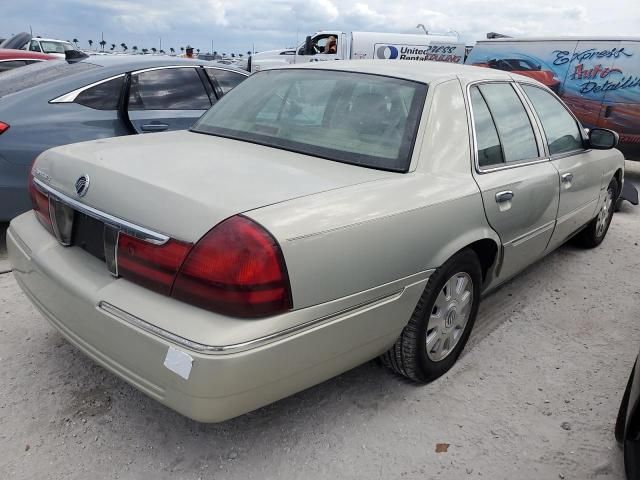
<box><xmin>375</xmin><ymin>43</ymin><xmax>463</xmax><ymax>63</ymax></box>
<box><xmin>554</xmin><ymin>47</ymin><xmax>640</xmax><ymax>94</ymax></box>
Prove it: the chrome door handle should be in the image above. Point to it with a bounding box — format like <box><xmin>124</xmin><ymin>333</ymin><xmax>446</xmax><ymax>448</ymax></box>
<box><xmin>495</xmin><ymin>190</ymin><xmax>514</xmax><ymax>203</ymax></box>
<box><xmin>562</xmin><ymin>173</ymin><xmax>574</xmax><ymax>183</ymax></box>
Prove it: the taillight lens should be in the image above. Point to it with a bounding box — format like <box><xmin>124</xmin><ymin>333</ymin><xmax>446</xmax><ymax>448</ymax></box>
<box><xmin>172</xmin><ymin>215</ymin><xmax>292</xmax><ymax>318</ymax></box>
<box><xmin>117</xmin><ymin>234</ymin><xmax>192</xmax><ymax>295</ymax></box>
<box><xmin>28</xmin><ymin>172</ymin><xmax>53</xmax><ymax>234</ymax></box>
<box><xmin>0</xmin><ymin>122</ymin><xmax>9</xmax><ymax>135</ymax></box>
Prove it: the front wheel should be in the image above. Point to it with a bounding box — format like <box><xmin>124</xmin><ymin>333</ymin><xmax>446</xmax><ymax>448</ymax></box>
<box><xmin>574</xmin><ymin>177</ymin><xmax>618</xmax><ymax>248</ymax></box>
<box><xmin>380</xmin><ymin>249</ymin><xmax>482</xmax><ymax>382</ymax></box>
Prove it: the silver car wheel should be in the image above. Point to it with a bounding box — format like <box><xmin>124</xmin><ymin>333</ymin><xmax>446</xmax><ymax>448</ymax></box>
<box><xmin>596</xmin><ymin>188</ymin><xmax>614</xmax><ymax>238</ymax></box>
<box><xmin>426</xmin><ymin>272</ymin><xmax>473</xmax><ymax>362</ymax></box>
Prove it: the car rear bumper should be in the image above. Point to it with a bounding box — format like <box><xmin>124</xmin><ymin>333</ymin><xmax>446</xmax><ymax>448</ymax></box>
<box><xmin>7</xmin><ymin>212</ymin><xmax>428</xmax><ymax>422</ymax></box>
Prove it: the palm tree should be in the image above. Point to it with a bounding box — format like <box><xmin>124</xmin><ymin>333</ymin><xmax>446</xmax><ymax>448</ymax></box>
<box><xmin>99</xmin><ymin>40</ymin><xmax>106</xmax><ymax>51</ymax></box>
<box><xmin>72</xmin><ymin>38</ymin><xmax>79</xmax><ymax>48</ymax></box>
<box><xmin>151</xmin><ymin>47</ymin><xmax>157</xmax><ymax>54</ymax></box>
<box><xmin>160</xmin><ymin>49</ymin><xmax>165</xmax><ymax>54</ymax></box>
<box><xmin>141</xmin><ymin>48</ymin><xmax>148</xmax><ymax>54</ymax></box>
<box><xmin>196</xmin><ymin>48</ymin><xmax>200</xmax><ymax>54</ymax></box>
<box><xmin>120</xmin><ymin>43</ymin><xmax>127</xmax><ymax>52</ymax></box>
<box><xmin>132</xmin><ymin>45</ymin><xmax>138</xmax><ymax>53</ymax></box>
<box><xmin>180</xmin><ymin>47</ymin><xmax>185</xmax><ymax>53</ymax></box>
<box><xmin>247</xmin><ymin>51</ymin><xmax>251</xmax><ymax>56</ymax></box>
<box><xmin>88</xmin><ymin>39</ymin><xmax>93</xmax><ymax>50</ymax></box>
<box><xmin>239</xmin><ymin>53</ymin><xmax>243</xmax><ymax>58</ymax></box>
<box><xmin>170</xmin><ymin>47</ymin><xmax>175</xmax><ymax>54</ymax></box>
<box><xmin>110</xmin><ymin>43</ymin><xmax>116</xmax><ymax>51</ymax></box>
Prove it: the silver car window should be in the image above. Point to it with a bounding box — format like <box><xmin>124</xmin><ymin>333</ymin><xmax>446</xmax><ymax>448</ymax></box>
<box><xmin>129</xmin><ymin>68</ymin><xmax>211</xmax><ymax>110</ymax></box>
<box><xmin>521</xmin><ymin>85</ymin><xmax>584</xmax><ymax>156</ymax></box>
<box><xmin>192</xmin><ymin>69</ymin><xmax>427</xmax><ymax>173</ymax></box>
<box><xmin>204</xmin><ymin>69</ymin><xmax>246</xmax><ymax>95</ymax></box>
<box><xmin>470</xmin><ymin>87</ymin><xmax>504</xmax><ymax>167</ymax></box>
<box><xmin>477</xmin><ymin>83</ymin><xmax>539</xmax><ymax>163</ymax></box>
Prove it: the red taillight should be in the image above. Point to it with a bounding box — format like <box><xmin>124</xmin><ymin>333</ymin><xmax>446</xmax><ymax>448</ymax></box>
<box><xmin>28</xmin><ymin>173</ymin><xmax>53</xmax><ymax>234</ymax></box>
<box><xmin>116</xmin><ymin>234</ymin><xmax>192</xmax><ymax>295</ymax></box>
<box><xmin>172</xmin><ymin>215</ymin><xmax>292</xmax><ymax>318</ymax></box>
<box><xmin>0</xmin><ymin>122</ymin><xmax>9</xmax><ymax>135</ymax></box>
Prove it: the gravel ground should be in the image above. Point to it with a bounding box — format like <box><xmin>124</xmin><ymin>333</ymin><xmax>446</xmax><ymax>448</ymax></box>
<box><xmin>1</xmin><ymin>163</ymin><xmax>639</xmax><ymax>480</ymax></box>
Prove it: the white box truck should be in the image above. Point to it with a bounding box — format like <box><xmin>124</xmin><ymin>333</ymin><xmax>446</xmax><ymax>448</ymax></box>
<box><xmin>248</xmin><ymin>31</ymin><xmax>465</xmax><ymax>73</ymax></box>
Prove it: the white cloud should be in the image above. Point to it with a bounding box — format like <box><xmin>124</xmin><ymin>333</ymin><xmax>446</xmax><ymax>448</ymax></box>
<box><xmin>3</xmin><ymin>0</ymin><xmax>638</xmax><ymax>53</ymax></box>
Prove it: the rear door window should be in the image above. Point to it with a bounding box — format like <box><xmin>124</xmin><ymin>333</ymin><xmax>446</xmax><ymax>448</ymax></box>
<box><xmin>205</xmin><ymin>68</ymin><xmax>246</xmax><ymax>95</ymax></box>
<box><xmin>128</xmin><ymin>68</ymin><xmax>211</xmax><ymax>110</ymax></box>
<box><xmin>476</xmin><ymin>83</ymin><xmax>539</xmax><ymax>162</ymax></box>
<box><xmin>74</xmin><ymin>76</ymin><xmax>124</xmax><ymax>110</ymax></box>
<box><xmin>470</xmin><ymin>86</ymin><xmax>504</xmax><ymax>167</ymax></box>
<box><xmin>521</xmin><ymin>84</ymin><xmax>584</xmax><ymax>155</ymax></box>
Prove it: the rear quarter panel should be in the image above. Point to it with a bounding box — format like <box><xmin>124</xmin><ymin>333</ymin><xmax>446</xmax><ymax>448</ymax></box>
<box><xmin>247</xmin><ymin>79</ymin><xmax>499</xmax><ymax>309</ymax></box>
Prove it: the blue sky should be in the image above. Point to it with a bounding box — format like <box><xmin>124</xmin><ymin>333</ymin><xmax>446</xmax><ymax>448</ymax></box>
<box><xmin>2</xmin><ymin>0</ymin><xmax>639</xmax><ymax>55</ymax></box>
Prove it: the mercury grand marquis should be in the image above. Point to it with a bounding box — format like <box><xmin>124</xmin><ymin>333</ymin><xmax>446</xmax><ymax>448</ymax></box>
<box><xmin>7</xmin><ymin>60</ymin><xmax>624</xmax><ymax>422</ymax></box>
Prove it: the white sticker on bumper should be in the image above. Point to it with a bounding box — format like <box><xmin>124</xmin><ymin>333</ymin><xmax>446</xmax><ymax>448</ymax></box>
<box><xmin>163</xmin><ymin>346</ymin><xmax>193</xmax><ymax>380</ymax></box>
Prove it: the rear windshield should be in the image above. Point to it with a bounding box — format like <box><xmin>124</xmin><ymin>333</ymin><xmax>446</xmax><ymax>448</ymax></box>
<box><xmin>192</xmin><ymin>69</ymin><xmax>427</xmax><ymax>172</ymax></box>
<box><xmin>0</xmin><ymin>60</ymin><xmax>97</xmax><ymax>97</ymax></box>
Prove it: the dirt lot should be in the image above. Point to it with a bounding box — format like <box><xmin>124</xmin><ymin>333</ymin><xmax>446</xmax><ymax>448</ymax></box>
<box><xmin>1</xmin><ymin>163</ymin><xmax>639</xmax><ymax>480</ymax></box>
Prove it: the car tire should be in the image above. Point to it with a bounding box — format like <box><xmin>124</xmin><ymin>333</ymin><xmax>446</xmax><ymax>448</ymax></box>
<box><xmin>381</xmin><ymin>249</ymin><xmax>482</xmax><ymax>383</ymax></box>
<box><xmin>574</xmin><ymin>177</ymin><xmax>618</xmax><ymax>249</ymax></box>
<box><xmin>616</xmin><ymin>363</ymin><xmax>635</xmax><ymax>443</ymax></box>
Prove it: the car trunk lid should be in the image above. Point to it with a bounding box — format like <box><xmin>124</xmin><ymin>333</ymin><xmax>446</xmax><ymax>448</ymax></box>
<box><xmin>33</xmin><ymin>130</ymin><xmax>392</xmax><ymax>242</ymax></box>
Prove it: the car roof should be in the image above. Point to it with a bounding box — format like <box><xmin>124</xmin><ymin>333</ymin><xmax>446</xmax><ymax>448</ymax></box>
<box><xmin>77</xmin><ymin>54</ymin><xmax>248</xmax><ymax>74</ymax></box>
<box><xmin>0</xmin><ymin>48</ymin><xmax>54</xmax><ymax>60</ymax></box>
<box><xmin>32</xmin><ymin>38</ymin><xmax>73</xmax><ymax>43</ymax></box>
<box><xmin>278</xmin><ymin>59</ymin><xmax>516</xmax><ymax>86</ymax></box>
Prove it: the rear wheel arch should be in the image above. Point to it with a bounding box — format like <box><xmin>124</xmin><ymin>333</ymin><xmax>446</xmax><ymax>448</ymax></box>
<box><xmin>614</xmin><ymin>168</ymin><xmax>623</xmax><ymax>197</ymax></box>
<box><xmin>466</xmin><ymin>239</ymin><xmax>499</xmax><ymax>284</ymax></box>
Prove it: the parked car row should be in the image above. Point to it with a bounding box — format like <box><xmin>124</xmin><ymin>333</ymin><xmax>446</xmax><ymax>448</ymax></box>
<box><xmin>6</xmin><ymin>59</ymin><xmax>628</xmax><ymax>425</ymax></box>
<box><xmin>0</xmin><ymin>54</ymin><xmax>248</xmax><ymax>220</ymax></box>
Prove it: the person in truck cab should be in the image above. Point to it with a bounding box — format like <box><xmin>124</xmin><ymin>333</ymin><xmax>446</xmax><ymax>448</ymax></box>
<box><xmin>324</xmin><ymin>36</ymin><xmax>338</xmax><ymax>54</ymax></box>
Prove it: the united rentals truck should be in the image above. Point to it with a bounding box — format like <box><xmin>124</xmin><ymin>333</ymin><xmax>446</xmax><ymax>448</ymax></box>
<box><xmin>248</xmin><ymin>31</ymin><xmax>465</xmax><ymax>73</ymax></box>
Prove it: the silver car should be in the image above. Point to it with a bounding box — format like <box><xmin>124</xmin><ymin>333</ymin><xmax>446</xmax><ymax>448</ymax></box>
<box><xmin>7</xmin><ymin>61</ymin><xmax>624</xmax><ymax>422</ymax></box>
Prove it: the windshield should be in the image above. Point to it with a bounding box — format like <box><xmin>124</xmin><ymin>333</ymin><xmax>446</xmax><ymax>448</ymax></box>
<box><xmin>0</xmin><ymin>60</ymin><xmax>97</xmax><ymax>97</ymax></box>
<box><xmin>192</xmin><ymin>69</ymin><xmax>427</xmax><ymax>172</ymax></box>
<box><xmin>40</xmin><ymin>41</ymin><xmax>75</xmax><ymax>54</ymax></box>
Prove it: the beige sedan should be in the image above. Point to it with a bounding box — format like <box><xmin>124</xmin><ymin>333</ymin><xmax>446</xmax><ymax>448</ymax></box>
<box><xmin>8</xmin><ymin>60</ymin><xmax>624</xmax><ymax>422</ymax></box>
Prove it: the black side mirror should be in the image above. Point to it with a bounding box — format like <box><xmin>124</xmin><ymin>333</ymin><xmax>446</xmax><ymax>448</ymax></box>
<box><xmin>304</xmin><ymin>36</ymin><xmax>314</xmax><ymax>56</ymax></box>
<box><xmin>589</xmin><ymin>128</ymin><xmax>619</xmax><ymax>150</ymax></box>
<box><xmin>65</xmin><ymin>49</ymin><xmax>89</xmax><ymax>63</ymax></box>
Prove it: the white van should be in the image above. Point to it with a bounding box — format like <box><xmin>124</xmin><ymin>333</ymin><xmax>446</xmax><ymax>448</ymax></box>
<box><xmin>248</xmin><ymin>31</ymin><xmax>465</xmax><ymax>73</ymax></box>
<box><xmin>466</xmin><ymin>36</ymin><xmax>640</xmax><ymax>160</ymax></box>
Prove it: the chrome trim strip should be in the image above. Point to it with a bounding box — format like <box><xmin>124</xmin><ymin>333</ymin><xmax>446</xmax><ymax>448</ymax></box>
<box><xmin>50</xmin><ymin>73</ymin><xmax>125</xmax><ymax>103</ymax></box>
<box><xmin>131</xmin><ymin>65</ymin><xmax>213</xmax><ymax>75</ymax></box>
<box><xmin>202</xmin><ymin>66</ymin><xmax>250</xmax><ymax>77</ymax></box>
<box><xmin>0</xmin><ymin>58</ymin><xmax>46</xmax><ymax>63</ymax></box>
<box><xmin>508</xmin><ymin>220</ymin><xmax>555</xmax><ymax>248</ymax></box>
<box><xmin>33</xmin><ymin>178</ymin><xmax>169</xmax><ymax>245</ymax></box>
<box><xmin>98</xmin><ymin>288</ymin><xmax>406</xmax><ymax>354</ymax></box>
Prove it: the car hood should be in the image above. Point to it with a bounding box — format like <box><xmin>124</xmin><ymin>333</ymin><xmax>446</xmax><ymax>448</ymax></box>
<box><xmin>33</xmin><ymin>130</ymin><xmax>392</xmax><ymax>241</ymax></box>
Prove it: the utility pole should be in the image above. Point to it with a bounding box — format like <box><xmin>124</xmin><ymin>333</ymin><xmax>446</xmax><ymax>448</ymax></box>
<box><xmin>159</xmin><ymin>37</ymin><xmax>162</xmax><ymax>52</ymax></box>
<box><xmin>211</xmin><ymin>39</ymin><xmax>214</xmax><ymax>54</ymax></box>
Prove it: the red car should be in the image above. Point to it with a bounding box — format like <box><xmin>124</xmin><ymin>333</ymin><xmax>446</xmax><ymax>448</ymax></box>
<box><xmin>0</xmin><ymin>48</ymin><xmax>55</xmax><ymax>74</ymax></box>
<box><xmin>473</xmin><ymin>58</ymin><xmax>561</xmax><ymax>93</ymax></box>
